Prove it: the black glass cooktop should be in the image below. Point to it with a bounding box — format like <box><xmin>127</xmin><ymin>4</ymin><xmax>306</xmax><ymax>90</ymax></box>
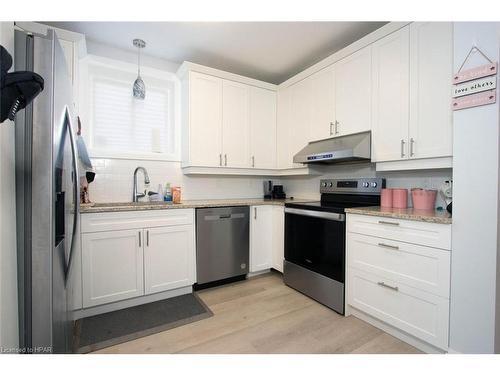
<box><xmin>286</xmin><ymin>193</ymin><xmax>381</xmax><ymax>214</ymax></box>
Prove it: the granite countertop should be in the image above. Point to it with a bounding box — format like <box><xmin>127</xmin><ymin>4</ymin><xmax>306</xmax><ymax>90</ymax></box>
<box><xmin>345</xmin><ymin>206</ymin><xmax>452</xmax><ymax>224</ymax></box>
<box><xmin>80</xmin><ymin>198</ymin><xmax>315</xmax><ymax>214</ymax></box>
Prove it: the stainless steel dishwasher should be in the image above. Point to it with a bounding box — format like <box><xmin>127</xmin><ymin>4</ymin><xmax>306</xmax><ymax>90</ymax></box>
<box><xmin>196</xmin><ymin>206</ymin><xmax>249</xmax><ymax>285</ymax></box>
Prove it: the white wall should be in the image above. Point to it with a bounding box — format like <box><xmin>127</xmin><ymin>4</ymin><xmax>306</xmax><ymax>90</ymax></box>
<box><xmin>281</xmin><ymin>163</ymin><xmax>452</xmax><ymax>209</ymax></box>
<box><xmin>449</xmin><ymin>22</ymin><xmax>500</xmax><ymax>354</ymax></box>
<box><xmin>0</xmin><ymin>21</ymin><xmax>19</xmax><ymax>351</ymax></box>
<box><xmin>83</xmin><ymin>41</ymin><xmax>270</xmax><ymax>203</ymax></box>
<box><xmin>89</xmin><ymin>158</ymin><xmax>268</xmax><ymax>202</ymax></box>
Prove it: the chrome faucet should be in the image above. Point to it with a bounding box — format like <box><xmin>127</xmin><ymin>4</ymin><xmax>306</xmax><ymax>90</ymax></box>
<box><xmin>133</xmin><ymin>166</ymin><xmax>150</xmax><ymax>202</ymax></box>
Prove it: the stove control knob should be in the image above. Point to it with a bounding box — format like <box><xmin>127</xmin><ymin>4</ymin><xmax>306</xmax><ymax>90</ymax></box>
<box><xmin>362</xmin><ymin>182</ymin><xmax>369</xmax><ymax>188</ymax></box>
<box><xmin>328</xmin><ymin>182</ymin><xmax>334</xmax><ymax>188</ymax></box>
<box><xmin>322</xmin><ymin>182</ymin><xmax>328</xmax><ymax>188</ymax></box>
<box><xmin>371</xmin><ymin>182</ymin><xmax>378</xmax><ymax>188</ymax></box>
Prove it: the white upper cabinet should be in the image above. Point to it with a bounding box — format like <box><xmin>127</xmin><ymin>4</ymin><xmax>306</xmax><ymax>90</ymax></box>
<box><xmin>334</xmin><ymin>46</ymin><xmax>372</xmax><ymax>137</ymax></box>
<box><xmin>371</xmin><ymin>23</ymin><xmax>453</xmax><ymax>164</ymax></box>
<box><xmin>181</xmin><ymin>66</ymin><xmax>281</xmax><ymax>174</ymax></box>
<box><xmin>188</xmin><ymin>71</ymin><xmax>223</xmax><ymax>167</ymax></box>
<box><xmin>371</xmin><ymin>26</ymin><xmax>410</xmax><ymax>162</ymax></box>
<box><xmin>276</xmin><ymin>86</ymin><xmax>293</xmax><ymax>169</ymax></box>
<box><xmin>249</xmin><ymin>86</ymin><xmax>277</xmax><ymax>169</ymax></box>
<box><xmin>409</xmin><ymin>22</ymin><xmax>453</xmax><ymax>159</ymax></box>
<box><xmin>309</xmin><ymin>65</ymin><xmax>336</xmax><ymax>142</ymax></box>
<box><xmin>289</xmin><ymin>78</ymin><xmax>312</xmax><ymax>166</ymax></box>
<box><xmin>222</xmin><ymin>80</ymin><xmax>251</xmax><ymax>168</ymax></box>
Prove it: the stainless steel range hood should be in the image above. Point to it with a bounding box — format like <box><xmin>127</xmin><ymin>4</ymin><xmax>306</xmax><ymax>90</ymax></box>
<box><xmin>293</xmin><ymin>131</ymin><xmax>371</xmax><ymax>164</ymax></box>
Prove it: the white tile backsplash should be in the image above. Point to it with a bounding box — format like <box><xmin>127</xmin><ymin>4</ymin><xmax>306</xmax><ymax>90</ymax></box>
<box><xmin>88</xmin><ymin>158</ymin><xmax>452</xmax><ymax>209</ymax></box>
<box><xmin>88</xmin><ymin>158</ymin><xmax>269</xmax><ymax>203</ymax></box>
<box><xmin>279</xmin><ymin>163</ymin><xmax>452</xmax><ymax>209</ymax></box>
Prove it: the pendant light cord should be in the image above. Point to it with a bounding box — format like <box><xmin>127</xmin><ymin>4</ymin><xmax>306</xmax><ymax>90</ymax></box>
<box><xmin>137</xmin><ymin>44</ymin><xmax>141</xmax><ymax>76</ymax></box>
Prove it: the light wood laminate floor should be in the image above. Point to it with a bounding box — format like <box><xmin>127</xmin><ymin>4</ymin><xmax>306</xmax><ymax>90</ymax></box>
<box><xmin>94</xmin><ymin>272</ymin><xmax>421</xmax><ymax>354</ymax></box>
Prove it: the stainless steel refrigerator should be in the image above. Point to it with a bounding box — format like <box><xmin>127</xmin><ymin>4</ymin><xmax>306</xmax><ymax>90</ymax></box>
<box><xmin>15</xmin><ymin>28</ymin><xmax>79</xmax><ymax>354</ymax></box>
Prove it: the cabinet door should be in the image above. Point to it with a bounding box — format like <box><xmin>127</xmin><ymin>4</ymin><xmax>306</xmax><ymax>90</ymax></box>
<box><xmin>371</xmin><ymin>26</ymin><xmax>410</xmax><ymax>162</ymax></box>
<box><xmin>309</xmin><ymin>65</ymin><xmax>335</xmax><ymax>142</ymax></box>
<box><xmin>276</xmin><ymin>86</ymin><xmax>293</xmax><ymax>169</ymax></box>
<box><xmin>144</xmin><ymin>225</ymin><xmax>195</xmax><ymax>295</ymax></box>
<box><xmin>335</xmin><ymin>46</ymin><xmax>372</xmax><ymax>136</ymax></box>
<box><xmin>289</xmin><ymin>79</ymin><xmax>312</xmax><ymax>167</ymax></box>
<box><xmin>409</xmin><ymin>22</ymin><xmax>453</xmax><ymax>159</ymax></box>
<box><xmin>189</xmin><ymin>72</ymin><xmax>223</xmax><ymax>167</ymax></box>
<box><xmin>250</xmin><ymin>86</ymin><xmax>277</xmax><ymax>169</ymax></box>
<box><xmin>222</xmin><ymin>79</ymin><xmax>251</xmax><ymax>168</ymax></box>
<box><xmin>82</xmin><ymin>229</ymin><xmax>144</xmax><ymax>307</ymax></box>
<box><xmin>250</xmin><ymin>205</ymin><xmax>273</xmax><ymax>272</ymax></box>
<box><xmin>272</xmin><ymin>206</ymin><xmax>285</xmax><ymax>273</ymax></box>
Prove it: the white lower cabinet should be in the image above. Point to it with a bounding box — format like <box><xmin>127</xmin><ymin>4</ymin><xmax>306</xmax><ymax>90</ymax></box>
<box><xmin>144</xmin><ymin>225</ymin><xmax>195</xmax><ymax>295</ymax></box>
<box><xmin>272</xmin><ymin>206</ymin><xmax>285</xmax><ymax>272</ymax></box>
<box><xmin>348</xmin><ymin>268</ymin><xmax>450</xmax><ymax>350</ymax></box>
<box><xmin>250</xmin><ymin>205</ymin><xmax>285</xmax><ymax>273</ymax></box>
<box><xmin>82</xmin><ymin>229</ymin><xmax>144</xmax><ymax>308</ymax></box>
<box><xmin>81</xmin><ymin>209</ymin><xmax>195</xmax><ymax>309</ymax></box>
<box><xmin>346</xmin><ymin>213</ymin><xmax>451</xmax><ymax>351</ymax></box>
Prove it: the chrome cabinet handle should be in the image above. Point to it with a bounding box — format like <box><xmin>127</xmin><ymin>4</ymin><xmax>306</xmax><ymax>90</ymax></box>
<box><xmin>378</xmin><ymin>220</ymin><xmax>400</xmax><ymax>226</ymax></box>
<box><xmin>139</xmin><ymin>231</ymin><xmax>142</xmax><ymax>247</ymax></box>
<box><xmin>410</xmin><ymin>138</ymin><xmax>415</xmax><ymax>157</ymax></box>
<box><xmin>401</xmin><ymin>139</ymin><xmax>406</xmax><ymax>158</ymax></box>
<box><xmin>224</xmin><ymin>154</ymin><xmax>227</xmax><ymax>166</ymax></box>
<box><xmin>219</xmin><ymin>154</ymin><xmax>222</xmax><ymax>166</ymax></box>
<box><xmin>377</xmin><ymin>281</ymin><xmax>399</xmax><ymax>291</ymax></box>
<box><xmin>335</xmin><ymin>120</ymin><xmax>339</xmax><ymax>135</ymax></box>
<box><xmin>329</xmin><ymin>121</ymin><xmax>334</xmax><ymax>136</ymax></box>
<box><xmin>254</xmin><ymin>207</ymin><xmax>257</xmax><ymax>220</ymax></box>
<box><xmin>378</xmin><ymin>242</ymin><xmax>399</xmax><ymax>250</ymax></box>
<box><xmin>146</xmin><ymin>230</ymin><xmax>149</xmax><ymax>247</ymax></box>
<box><xmin>252</xmin><ymin>156</ymin><xmax>255</xmax><ymax>167</ymax></box>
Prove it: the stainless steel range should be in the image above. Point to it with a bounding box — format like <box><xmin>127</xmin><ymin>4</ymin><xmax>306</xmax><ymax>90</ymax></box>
<box><xmin>283</xmin><ymin>178</ymin><xmax>385</xmax><ymax>314</ymax></box>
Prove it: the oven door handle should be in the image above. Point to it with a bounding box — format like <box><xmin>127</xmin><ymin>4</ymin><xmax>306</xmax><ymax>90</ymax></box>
<box><xmin>285</xmin><ymin>207</ymin><xmax>345</xmax><ymax>222</ymax></box>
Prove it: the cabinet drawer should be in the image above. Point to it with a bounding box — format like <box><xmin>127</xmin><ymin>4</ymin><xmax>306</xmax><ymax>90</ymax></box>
<box><xmin>347</xmin><ymin>213</ymin><xmax>451</xmax><ymax>250</ymax></box>
<box><xmin>81</xmin><ymin>209</ymin><xmax>194</xmax><ymax>233</ymax></box>
<box><xmin>347</xmin><ymin>268</ymin><xmax>449</xmax><ymax>350</ymax></box>
<box><xmin>348</xmin><ymin>233</ymin><xmax>450</xmax><ymax>297</ymax></box>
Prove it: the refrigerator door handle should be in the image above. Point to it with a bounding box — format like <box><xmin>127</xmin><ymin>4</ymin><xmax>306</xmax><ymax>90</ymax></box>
<box><xmin>64</xmin><ymin>107</ymin><xmax>80</xmax><ymax>280</ymax></box>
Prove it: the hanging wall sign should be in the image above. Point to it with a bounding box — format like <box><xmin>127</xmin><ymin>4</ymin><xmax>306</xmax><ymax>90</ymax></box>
<box><xmin>452</xmin><ymin>76</ymin><xmax>497</xmax><ymax>98</ymax></box>
<box><xmin>453</xmin><ymin>62</ymin><xmax>497</xmax><ymax>84</ymax></box>
<box><xmin>452</xmin><ymin>47</ymin><xmax>497</xmax><ymax>111</ymax></box>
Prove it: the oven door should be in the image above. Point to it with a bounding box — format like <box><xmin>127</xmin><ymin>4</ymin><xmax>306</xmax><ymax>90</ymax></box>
<box><xmin>284</xmin><ymin>208</ymin><xmax>346</xmax><ymax>283</ymax></box>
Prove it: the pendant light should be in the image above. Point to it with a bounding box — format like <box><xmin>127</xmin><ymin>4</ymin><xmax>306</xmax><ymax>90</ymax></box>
<box><xmin>132</xmin><ymin>38</ymin><xmax>146</xmax><ymax>100</ymax></box>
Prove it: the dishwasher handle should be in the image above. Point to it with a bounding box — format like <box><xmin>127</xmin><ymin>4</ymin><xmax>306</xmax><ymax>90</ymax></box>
<box><xmin>204</xmin><ymin>213</ymin><xmax>246</xmax><ymax>221</ymax></box>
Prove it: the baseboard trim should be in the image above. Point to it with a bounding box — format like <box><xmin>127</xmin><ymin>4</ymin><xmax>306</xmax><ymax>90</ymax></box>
<box><xmin>72</xmin><ymin>286</ymin><xmax>193</xmax><ymax>319</ymax></box>
<box><xmin>349</xmin><ymin>306</ymin><xmax>448</xmax><ymax>354</ymax></box>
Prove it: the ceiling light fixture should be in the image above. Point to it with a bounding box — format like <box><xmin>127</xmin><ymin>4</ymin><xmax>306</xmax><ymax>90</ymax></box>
<box><xmin>132</xmin><ymin>38</ymin><xmax>146</xmax><ymax>100</ymax></box>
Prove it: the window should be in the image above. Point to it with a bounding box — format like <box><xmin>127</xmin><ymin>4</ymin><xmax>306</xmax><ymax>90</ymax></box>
<box><xmin>82</xmin><ymin>56</ymin><xmax>180</xmax><ymax>160</ymax></box>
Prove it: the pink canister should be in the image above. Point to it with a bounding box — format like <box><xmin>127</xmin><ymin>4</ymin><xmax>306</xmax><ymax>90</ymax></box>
<box><xmin>392</xmin><ymin>189</ymin><xmax>408</xmax><ymax>209</ymax></box>
<box><xmin>380</xmin><ymin>188</ymin><xmax>393</xmax><ymax>208</ymax></box>
<box><xmin>411</xmin><ymin>189</ymin><xmax>437</xmax><ymax>210</ymax></box>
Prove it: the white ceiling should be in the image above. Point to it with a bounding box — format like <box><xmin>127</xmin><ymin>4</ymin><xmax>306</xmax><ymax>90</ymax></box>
<box><xmin>44</xmin><ymin>22</ymin><xmax>387</xmax><ymax>84</ymax></box>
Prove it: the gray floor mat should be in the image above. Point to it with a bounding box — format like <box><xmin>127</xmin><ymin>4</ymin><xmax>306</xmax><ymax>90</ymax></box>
<box><xmin>74</xmin><ymin>293</ymin><xmax>213</xmax><ymax>353</ymax></box>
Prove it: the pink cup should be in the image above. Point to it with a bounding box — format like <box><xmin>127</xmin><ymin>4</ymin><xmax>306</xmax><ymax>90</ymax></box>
<box><xmin>380</xmin><ymin>189</ymin><xmax>393</xmax><ymax>208</ymax></box>
<box><xmin>392</xmin><ymin>189</ymin><xmax>408</xmax><ymax>209</ymax></box>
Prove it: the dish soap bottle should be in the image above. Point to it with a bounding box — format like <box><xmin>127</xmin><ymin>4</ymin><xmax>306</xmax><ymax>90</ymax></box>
<box><xmin>164</xmin><ymin>183</ymin><xmax>172</xmax><ymax>203</ymax></box>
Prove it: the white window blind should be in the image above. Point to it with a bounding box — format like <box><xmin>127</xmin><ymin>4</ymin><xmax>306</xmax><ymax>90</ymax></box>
<box><xmin>87</xmin><ymin>61</ymin><xmax>177</xmax><ymax>159</ymax></box>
